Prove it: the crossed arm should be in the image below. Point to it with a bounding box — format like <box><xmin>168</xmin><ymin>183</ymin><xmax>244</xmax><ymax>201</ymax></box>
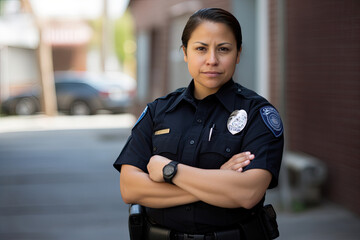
<box><xmin>120</xmin><ymin>152</ymin><xmax>271</xmax><ymax>209</ymax></box>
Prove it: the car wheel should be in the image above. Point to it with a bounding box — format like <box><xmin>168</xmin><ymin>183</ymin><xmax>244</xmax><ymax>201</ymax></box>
<box><xmin>15</xmin><ymin>98</ymin><xmax>38</xmax><ymax>115</ymax></box>
<box><xmin>69</xmin><ymin>101</ymin><xmax>92</xmax><ymax>115</ymax></box>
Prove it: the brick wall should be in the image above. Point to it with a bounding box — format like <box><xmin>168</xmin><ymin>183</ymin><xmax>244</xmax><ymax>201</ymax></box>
<box><xmin>284</xmin><ymin>0</ymin><xmax>360</xmax><ymax>214</ymax></box>
<box><xmin>268</xmin><ymin>0</ymin><xmax>280</xmax><ymax>108</ymax></box>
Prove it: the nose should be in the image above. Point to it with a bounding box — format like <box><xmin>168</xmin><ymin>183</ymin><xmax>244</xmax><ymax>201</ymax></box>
<box><xmin>206</xmin><ymin>50</ymin><xmax>219</xmax><ymax>65</ymax></box>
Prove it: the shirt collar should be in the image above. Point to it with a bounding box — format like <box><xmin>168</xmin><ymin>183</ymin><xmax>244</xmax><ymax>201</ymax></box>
<box><xmin>166</xmin><ymin>81</ymin><xmax>195</xmax><ymax>113</ymax></box>
<box><xmin>166</xmin><ymin>79</ymin><xmax>238</xmax><ymax>113</ymax></box>
<box><xmin>214</xmin><ymin>79</ymin><xmax>238</xmax><ymax>113</ymax></box>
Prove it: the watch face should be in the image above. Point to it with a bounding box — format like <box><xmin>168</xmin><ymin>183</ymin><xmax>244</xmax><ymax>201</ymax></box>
<box><xmin>164</xmin><ymin>165</ymin><xmax>175</xmax><ymax>176</ymax></box>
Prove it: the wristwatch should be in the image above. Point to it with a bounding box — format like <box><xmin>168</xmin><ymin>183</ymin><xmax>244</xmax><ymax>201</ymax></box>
<box><xmin>163</xmin><ymin>161</ymin><xmax>179</xmax><ymax>184</ymax></box>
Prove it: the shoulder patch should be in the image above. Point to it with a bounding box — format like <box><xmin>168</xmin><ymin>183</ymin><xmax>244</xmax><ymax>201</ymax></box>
<box><xmin>134</xmin><ymin>106</ymin><xmax>148</xmax><ymax>128</ymax></box>
<box><xmin>260</xmin><ymin>106</ymin><xmax>283</xmax><ymax>137</ymax></box>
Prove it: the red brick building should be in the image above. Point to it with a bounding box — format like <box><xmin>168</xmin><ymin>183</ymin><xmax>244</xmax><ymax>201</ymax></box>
<box><xmin>129</xmin><ymin>0</ymin><xmax>360</xmax><ymax>215</ymax></box>
<box><xmin>277</xmin><ymin>0</ymin><xmax>360</xmax><ymax>214</ymax></box>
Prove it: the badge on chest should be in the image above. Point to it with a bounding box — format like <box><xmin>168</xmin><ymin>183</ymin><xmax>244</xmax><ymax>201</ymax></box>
<box><xmin>227</xmin><ymin>109</ymin><xmax>248</xmax><ymax>135</ymax></box>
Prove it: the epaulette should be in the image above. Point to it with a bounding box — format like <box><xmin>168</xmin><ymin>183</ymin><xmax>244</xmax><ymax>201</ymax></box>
<box><xmin>234</xmin><ymin>83</ymin><xmax>266</xmax><ymax>102</ymax></box>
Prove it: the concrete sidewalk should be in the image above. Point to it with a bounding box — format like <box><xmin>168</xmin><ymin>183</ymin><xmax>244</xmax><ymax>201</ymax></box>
<box><xmin>0</xmin><ymin>114</ymin><xmax>137</xmax><ymax>133</ymax></box>
<box><xmin>1</xmin><ymin>114</ymin><xmax>359</xmax><ymax>239</ymax></box>
<box><xmin>266</xmin><ymin>189</ymin><xmax>360</xmax><ymax>239</ymax></box>
<box><xmin>277</xmin><ymin>202</ymin><xmax>360</xmax><ymax>239</ymax></box>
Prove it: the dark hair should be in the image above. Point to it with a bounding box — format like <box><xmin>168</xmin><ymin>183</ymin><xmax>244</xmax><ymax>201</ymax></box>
<box><xmin>181</xmin><ymin>8</ymin><xmax>242</xmax><ymax>51</ymax></box>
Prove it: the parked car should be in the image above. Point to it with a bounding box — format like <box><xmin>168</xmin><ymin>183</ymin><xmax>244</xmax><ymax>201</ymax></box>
<box><xmin>1</xmin><ymin>71</ymin><xmax>136</xmax><ymax>115</ymax></box>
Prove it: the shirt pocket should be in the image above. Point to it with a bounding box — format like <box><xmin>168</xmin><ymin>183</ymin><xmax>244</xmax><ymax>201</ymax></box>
<box><xmin>198</xmin><ymin>135</ymin><xmax>241</xmax><ymax>169</ymax></box>
<box><xmin>152</xmin><ymin>132</ymin><xmax>181</xmax><ymax>161</ymax></box>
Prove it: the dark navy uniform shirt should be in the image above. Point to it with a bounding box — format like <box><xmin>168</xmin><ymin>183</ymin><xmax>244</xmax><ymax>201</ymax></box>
<box><xmin>114</xmin><ymin>79</ymin><xmax>284</xmax><ymax>234</ymax></box>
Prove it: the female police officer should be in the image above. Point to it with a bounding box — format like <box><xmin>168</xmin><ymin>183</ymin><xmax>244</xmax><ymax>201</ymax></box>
<box><xmin>114</xmin><ymin>8</ymin><xmax>283</xmax><ymax>240</ymax></box>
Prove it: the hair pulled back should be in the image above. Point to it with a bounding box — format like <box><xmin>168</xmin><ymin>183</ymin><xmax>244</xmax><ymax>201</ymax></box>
<box><xmin>181</xmin><ymin>8</ymin><xmax>242</xmax><ymax>51</ymax></box>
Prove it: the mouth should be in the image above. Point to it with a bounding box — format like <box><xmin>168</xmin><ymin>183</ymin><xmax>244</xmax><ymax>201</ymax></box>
<box><xmin>202</xmin><ymin>71</ymin><xmax>222</xmax><ymax>77</ymax></box>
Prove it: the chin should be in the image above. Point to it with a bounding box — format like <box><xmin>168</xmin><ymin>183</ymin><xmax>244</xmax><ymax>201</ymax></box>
<box><xmin>205</xmin><ymin>78</ymin><xmax>227</xmax><ymax>87</ymax></box>
<box><xmin>195</xmin><ymin>76</ymin><xmax>227</xmax><ymax>90</ymax></box>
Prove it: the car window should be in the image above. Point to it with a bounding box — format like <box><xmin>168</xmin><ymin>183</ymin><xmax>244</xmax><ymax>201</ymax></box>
<box><xmin>56</xmin><ymin>82</ymin><xmax>97</xmax><ymax>94</ymax></box>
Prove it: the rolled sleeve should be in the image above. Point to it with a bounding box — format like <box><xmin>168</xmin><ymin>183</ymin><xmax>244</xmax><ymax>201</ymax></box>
<box><xmin>242</xmin><ymin>108</ymin><xmax>284</xmax><ymax>188</ymax></box>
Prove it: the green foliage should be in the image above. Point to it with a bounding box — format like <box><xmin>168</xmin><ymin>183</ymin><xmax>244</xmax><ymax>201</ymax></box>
<box><xmin>292</xmin><ymin>200</ymin><xmax>307</xmax><ymax>212</ymax></box>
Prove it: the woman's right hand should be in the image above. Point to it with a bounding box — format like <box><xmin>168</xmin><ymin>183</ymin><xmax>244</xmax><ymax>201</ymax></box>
<box><xmin>220</xmin><ymin>152</ymin><xmax>254</xmax><ymax>172</ymax></box>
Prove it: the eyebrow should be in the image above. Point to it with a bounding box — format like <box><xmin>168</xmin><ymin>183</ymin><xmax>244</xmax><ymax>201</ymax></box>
<box><xmin>193</xmin><ymin>41</ymin><xmax>233</xmax><ymax>46</ymax></box>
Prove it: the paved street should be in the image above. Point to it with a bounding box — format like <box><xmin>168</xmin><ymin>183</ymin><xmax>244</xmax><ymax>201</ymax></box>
<box><xmin>0</xmin><ymin>115</ymin><xmax>359</xmax><ymax>240</ymax></box>
<box><xmin>0</xmin><ymin>116</ymin><xmax>133</xmax><ymax>240</ymax></box>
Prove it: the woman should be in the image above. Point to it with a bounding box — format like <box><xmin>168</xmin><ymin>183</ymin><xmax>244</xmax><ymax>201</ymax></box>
<box><xmin>114</xmin><ymin>8</ymin><xmax>283</xmax><ymax>240</ymax></box>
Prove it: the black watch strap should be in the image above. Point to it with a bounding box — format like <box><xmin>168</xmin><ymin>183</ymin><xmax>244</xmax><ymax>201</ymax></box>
<box><xmin>163</xmin><ymin>161</ymin><xmax>179</xmax><ymax>184</ymax></box>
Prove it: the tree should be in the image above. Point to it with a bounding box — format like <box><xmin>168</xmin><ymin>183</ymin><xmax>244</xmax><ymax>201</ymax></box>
<box><xmin>21</xmin><ymin>0</ymin><xmax>57</xmax><ymax>116</ymax></box>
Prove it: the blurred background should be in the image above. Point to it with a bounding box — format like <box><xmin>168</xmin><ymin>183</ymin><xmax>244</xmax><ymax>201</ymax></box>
<box><xmin>0</xmin><ymin>0</ymin><xmax>359</xmax><ymax>239</ymax></box>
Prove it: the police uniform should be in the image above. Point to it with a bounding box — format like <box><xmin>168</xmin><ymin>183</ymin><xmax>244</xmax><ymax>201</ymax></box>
<box><xmin>114</xmin><ymin>79</ymin><xmax>284</xmax><ymax>239</ymax></box>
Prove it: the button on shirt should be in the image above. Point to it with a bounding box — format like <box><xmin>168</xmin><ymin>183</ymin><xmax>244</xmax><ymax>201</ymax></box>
<box><xmin>113</xmin><ymin>79</ymin><xmax>284</xmax><ymax>234</ymax></box>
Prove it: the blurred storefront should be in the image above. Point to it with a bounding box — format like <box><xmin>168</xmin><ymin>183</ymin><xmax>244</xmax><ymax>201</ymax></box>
<box><xmin>129</xmin><ymin>0</ymin><xmax>360</xmax><ymax>215</ymax></box>
<box><xmin>45</xmin><ymin>20</ymin><xmax>93</xmax><ymax>71</ymax></box>
<box><xmin>0</xmin><ymin>8</ymin><xmax>92</xmax><ymax>99</ymax></box>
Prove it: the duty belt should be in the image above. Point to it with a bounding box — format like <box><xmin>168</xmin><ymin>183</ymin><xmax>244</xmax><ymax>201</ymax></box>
<box><xmin>128</xmin><ymin>203</ymin><xmax>279</xmax><ymax>240</ymax></box>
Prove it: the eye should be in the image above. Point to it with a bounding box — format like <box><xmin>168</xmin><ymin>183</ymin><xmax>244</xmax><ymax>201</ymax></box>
<box><xmin>218</xmin><ymin>47</ymin><xmax>230</xmax><ymax>52</ymax></box>
<box><xmin>196</xmin><ymin>47</ymin><xmax>207</xmax><ymax>51</ymax></box>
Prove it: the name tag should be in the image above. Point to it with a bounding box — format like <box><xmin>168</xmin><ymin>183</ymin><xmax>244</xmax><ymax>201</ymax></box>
<box><xmin>154</xmin><ymin>128</ymin><xmax>170</xmax><ymax>135</ymax></box>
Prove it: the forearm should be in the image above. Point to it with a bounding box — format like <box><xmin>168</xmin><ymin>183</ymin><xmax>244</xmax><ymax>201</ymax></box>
<box><xmin>173</xmin><ymin>164</ymin><xmax>271</xmax><ymax>209</ymax></box>
<box><xmin>120</xmin><ymin>165</ymin><xmax>198</xmax><ymax>208</ymax></box>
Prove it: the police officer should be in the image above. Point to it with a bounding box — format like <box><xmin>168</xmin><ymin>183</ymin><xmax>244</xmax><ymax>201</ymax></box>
<box><xmin>114</xmin><ymin>8</ymin><xmax>283</xmax><ymax>240</ymax></box>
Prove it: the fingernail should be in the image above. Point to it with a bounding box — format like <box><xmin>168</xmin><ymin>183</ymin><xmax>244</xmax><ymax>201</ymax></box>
<box><xmin>245</xmin><ymin>160</ymin><xmax>250</xmax><ymax>164</ymax></box>
<box><xmin>237</xmin><ymin>168</ymin><xmax>243</xmax><ymax>172</ymax></box>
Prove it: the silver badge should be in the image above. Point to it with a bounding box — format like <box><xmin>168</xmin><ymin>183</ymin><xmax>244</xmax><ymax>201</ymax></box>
<box><xmin>227</xmin><ymin>109</ymin><xmax>247</xmax><ymax>135</ymax></box>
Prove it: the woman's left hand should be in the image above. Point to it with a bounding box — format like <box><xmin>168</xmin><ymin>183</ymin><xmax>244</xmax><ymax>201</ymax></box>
<box><xmin>220</xmin><ymin>152</ymin><xmax>254</xmax><ymax>172</ymax></box>
<box><xmin>147</xmin><ymin>155</ymin><xmax>171</xmax><ymax>182</ymax></box>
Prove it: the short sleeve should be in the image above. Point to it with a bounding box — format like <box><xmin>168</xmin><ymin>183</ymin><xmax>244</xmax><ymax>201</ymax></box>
<box><xmin>241</xmin><ymin>106</ymin><xmax>284</xmax><ymax>188</ymax></box>
<box><xmin>113</xmin><ymin>105</ymin><xmax>154</xmax><ymax>173</ymax></box>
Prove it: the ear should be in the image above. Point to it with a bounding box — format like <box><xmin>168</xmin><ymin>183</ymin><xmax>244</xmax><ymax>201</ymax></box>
<box><xmin>182</xmin><ymin>46</ymin><xmax>188</xmax><ymax>62</ymax></box>
<box><xmin>236</xmin><ymin>47</ymin><xmax>242</xmax><ymax>64</ymax></box>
